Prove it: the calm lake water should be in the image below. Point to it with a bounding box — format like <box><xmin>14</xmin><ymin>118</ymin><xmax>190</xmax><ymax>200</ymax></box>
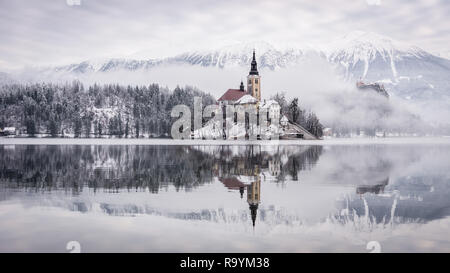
<box><xmin>1</xmin><ymin>141</ymin><xmax>450</xmax><ymax>252</ymax></box>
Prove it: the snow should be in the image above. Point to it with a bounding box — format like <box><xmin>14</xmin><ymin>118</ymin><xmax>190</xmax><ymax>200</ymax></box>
<box><xmin>325</xmin><ymin>31</ymin><xmax>426</xmax><ymax>80</ymax></box>
<box><xmin>235</xmin><ymin>94</ymin><xmax>257</xmax><ymax>104</ymax></box>
<box><xmin>260</xmin><ymin>99</ymin><xmax>279</xmax><ymax>109</ymax></box>
<box><xmin>7</xmin><ymin>30</ymin><xmax>450</xmax><ymax>120</ymax></box>
<box><xmin>325</xmin><ymin>31</ymin><xmax>424</xmax><ymax>60</ymax></box>
<box><xmin>38</xmin><ymin>31</ymin><xmax>430</xmax><ymax>75</ymax></box>
<box><xmin>2</xmin><ymin>137</ymin><xmax>450</xmax><ymax>146</ymax></box>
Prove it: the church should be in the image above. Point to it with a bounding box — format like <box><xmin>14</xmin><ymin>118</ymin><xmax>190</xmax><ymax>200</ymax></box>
<box><xmin>194</xmin><ymin>50</ymin><xmax>317</xmax><ymax>140</ymax></box>
<box><xmin>218</xmin><ymin>50</ymin><xmax>261</xmax><ymax>105</ymax></box>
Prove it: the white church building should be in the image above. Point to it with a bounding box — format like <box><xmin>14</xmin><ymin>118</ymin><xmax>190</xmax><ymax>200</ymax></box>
<box><xmin>193</xmin><ymin>50</ymin><xmax>317</xmax><ymax>140</ymax></box>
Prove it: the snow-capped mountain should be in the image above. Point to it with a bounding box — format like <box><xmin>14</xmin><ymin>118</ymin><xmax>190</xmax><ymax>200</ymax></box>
<box><xmin>54</xmin><ymin>58</ymin><xmax>163</xmax><ymax>74</ymax></box>
<box><xmin>171</xmin><ymin>41</ymin><xmax>305</xmax><ymax>70</ymax></box>
<box><xmin>324</xmin><ymin>31</ymin><xmax>450</xmax><ymax>102</ymax></box>
<box><xmin>325</xmin><ymin>31</ymin><xmax>427</xmax><ymax>79</ymax></box>
<box><xmin>3</xmin><ymin>31</ymin><xmax>450</xmax><ymax>105</ymax></box>
<box><xmin>51</xmin><ymin>41</ymin><xmax>305</xmax><ymax>73</ymax></box>
<box><xmin>434</xmin><ymin>50</ymin><xmax>450</xmax><ymax>60</ymax></box>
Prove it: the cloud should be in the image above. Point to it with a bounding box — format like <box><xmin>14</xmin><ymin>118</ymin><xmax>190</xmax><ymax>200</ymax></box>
<box><xmin>0</xmin><ymin>0</ymin><xmax>449</xmax><ymax>70</ymax></box>
<box><xmin>366</xmin><ymin>0</ymin><xmax>381</xmax><ymax>6</ymax></box>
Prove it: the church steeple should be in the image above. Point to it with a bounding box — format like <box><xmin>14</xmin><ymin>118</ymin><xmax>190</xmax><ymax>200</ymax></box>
<box><xmin>247</xmin><ymin>178</ymin><xmax>260</xmax><ymax>228</ymax></box>
<box><xmin>249</xmin><ymin>50</ymin><xmax>259</xmax><ymax>75</ymax></box>
<box><xmin>249</xmin><ymin>203</ymin><xmax>258</xmax><ymax>227</ymax></box>
<box><xmin>247</xmin><ymin>50</ymin><xmax>261</xmax><ymax>101</ymax></box>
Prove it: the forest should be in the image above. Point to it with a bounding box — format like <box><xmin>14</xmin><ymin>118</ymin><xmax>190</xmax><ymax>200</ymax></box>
<box><xmin>0</xmin><ymin>81</ymin><xmax>215</xmax><ymax>137</ymax></box>
<box><xmin>0</xmin><ymin>81</ymin><xmax>323</xmax><ymax>138</ymax></box>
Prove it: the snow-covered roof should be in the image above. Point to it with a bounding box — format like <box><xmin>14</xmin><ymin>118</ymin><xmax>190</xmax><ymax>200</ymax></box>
<box><xmin>260</xmin><ymin>99</ymin><xmax>279</xmax><ymax>108</ymax></box>
<box><xmin>280</xmin><ymin>115</ymin><xmax>289</xmax><ymax>122</ymax></box>
<box><xmin>235</xmin><ymin>94</ymin><xmax>257</xmax><ymax>105</ymax></box>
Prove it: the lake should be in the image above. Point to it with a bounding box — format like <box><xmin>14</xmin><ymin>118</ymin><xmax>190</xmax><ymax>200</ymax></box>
<box><xmin>1</xmin><ymin>139</ymin><xmax>450</xmax><ymax>252</ymax></box>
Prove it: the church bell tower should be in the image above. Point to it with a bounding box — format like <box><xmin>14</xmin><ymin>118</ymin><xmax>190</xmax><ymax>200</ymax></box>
<box><xmin>247</xmin><ymin>50</ymin><xmax>261</xmax><ymax>102</ymax></box>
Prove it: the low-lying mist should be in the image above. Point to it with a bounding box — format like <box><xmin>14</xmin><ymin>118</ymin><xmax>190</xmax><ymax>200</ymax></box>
<box><xmin>9</xmin><ymin>56</ymin><xmax>450</xmax><ymax>135</ymax></box>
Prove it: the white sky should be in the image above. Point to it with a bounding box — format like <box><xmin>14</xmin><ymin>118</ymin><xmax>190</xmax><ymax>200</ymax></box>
<box><xmin>0</xmin><ymin>0</ymin><xmax>449</xmax><ymax>70</ymax></box>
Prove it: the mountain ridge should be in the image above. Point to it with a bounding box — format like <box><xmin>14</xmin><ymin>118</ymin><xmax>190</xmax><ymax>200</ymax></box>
<box><xmin>44</xmin><ymin>31</ymin><xmax>447</xmax><ymax>74</ymax></box>
<box><xmin>2</xmin><ymin>31</ymin><xmax>450</xmax><ymax>105</ymax></box>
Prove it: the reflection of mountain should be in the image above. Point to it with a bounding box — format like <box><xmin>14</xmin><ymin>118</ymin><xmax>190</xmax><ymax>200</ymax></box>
<box><xmin>319</xmin><ymin>146</ymin><xmax>394</xmax><ymax>187</ymax></box>
<box><xmin>339</xmin><ymin>176</ymin><xmax>450</xmax><ymax>225</ymax></box>
<box><xmin>2</xmin><ymin>144</ymin><xmax>450</xmax><ymax>230</ymax></box>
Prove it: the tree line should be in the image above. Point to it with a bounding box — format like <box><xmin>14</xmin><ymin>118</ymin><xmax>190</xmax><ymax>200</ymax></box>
<box><xmin>0</xmin><ymin>82</ymin><xmax>324</xmax><ymax>138</ymax></box>
<box><xmin>271</xmin><ymin>92</ymin><xmax>324</xmax><ymax>138</ymax></box>
<box><xmin>0</xmin><ymin>81</ymin><xmax>215</xmax><ymax>137</ymax></box>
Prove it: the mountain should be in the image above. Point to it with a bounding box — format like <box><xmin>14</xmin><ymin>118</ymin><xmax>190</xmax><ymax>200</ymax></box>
<box><xmin>434</xmin><ymin>50</ymin><xmax>450</xmax><ymax>60</ymax></box>
<box><xmin>324</xmin><ymin>31</ymin><xmax>450</xmax><ymax>102</ymax></box>
<box><xmin>51</xmin><ymin>41</ymin><xmax>305</xmax><ymax>73</ymax></box>
<box><xmin>170</xmin><ymin>41</ymin><xmax>305</xmax><ymax>70</ymax></box>
<box><xmin>54</xmin><ymin>58</ymin><xmax>163</xmax><ymax>74</ymax></box>
<box><xmin>325</xmin><ymin>31</ymin><xmax>427</xmax><ymax>79</ymax></box>
<box><xmin>3</xmin><ymin>31</ymin><xmax>450</xmax><ymax>106</ymax></box>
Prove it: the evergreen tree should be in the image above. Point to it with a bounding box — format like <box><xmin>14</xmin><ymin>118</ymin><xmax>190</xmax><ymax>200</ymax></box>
<box><xmin>49</xmin><ymin>118</ymin><xmax>58</xmax><ymax>137</ymax></box>
<box><xmin>25</xmin><ymin>119</ymin><xmax>36</xmax><ymax>136</ymax></box>
<box><xmin>288</xmin><ymin>98</ymin><xmax>300</xmax><ymax>124</ymax></box>
<box><xmin>125</xmin><ymin>118</ymin><xmax>129</xmax><ymax>138</ymax></box>
<box><xmin>74</xmin><ymin>117</ymin><xmax>82</xmax><ymax>138</ymax></box>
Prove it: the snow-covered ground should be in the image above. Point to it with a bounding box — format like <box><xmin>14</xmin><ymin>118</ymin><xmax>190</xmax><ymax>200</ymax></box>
<box><xmin>2</xmin><ymin>137</ymin><xmax>450</xmax><ymax>146</ymax></box>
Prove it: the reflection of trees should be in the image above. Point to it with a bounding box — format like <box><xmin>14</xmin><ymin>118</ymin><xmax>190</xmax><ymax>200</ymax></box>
<box><xmin>282</xmin><ymin>146</ymin><xmax>322</xmax><ymax>182</ymax></box>
<box><xmin>0</xmin><ymin>145</ymin><xmax>323</xmax><ymax>193</ymax></box>
<box><xmin>0</xmin><ymin>145</ymin><xmax>215</xmax><ymax>193</ymax></box>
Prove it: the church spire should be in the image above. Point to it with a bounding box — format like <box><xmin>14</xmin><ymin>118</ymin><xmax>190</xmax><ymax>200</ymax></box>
<box><xmin>249</xmin><ymin>203</ymin><xmax>258</xmax><ymax>227</ymax></box>
<box><xmin>249</xmin><ymin>49</ymin><xmax>259</xmax><ymax>75</ymax></box>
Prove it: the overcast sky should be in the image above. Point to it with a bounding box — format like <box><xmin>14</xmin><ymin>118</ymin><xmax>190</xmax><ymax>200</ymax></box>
<box><xmin>0</xmin><ymin>0</ymin><xmax>449</xmax><ymax>70</ymax></box>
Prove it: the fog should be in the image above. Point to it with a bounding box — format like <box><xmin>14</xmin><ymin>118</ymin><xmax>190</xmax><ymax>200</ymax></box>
<box><xmin>10</xmin><ymin>56</ymin><xmax>448</xmax><ymax>133</ymax></box>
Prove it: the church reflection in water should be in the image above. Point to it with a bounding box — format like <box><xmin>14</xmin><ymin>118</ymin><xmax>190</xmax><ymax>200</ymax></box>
<box><xmin>210</xmin><ymin>145</ymin><xmax>293</xmax><ymax>228</ymax></box>
<box><xmin>210</xmin><ymin>145</ymin><xmax>283</xmax><ymax>227</ymax></box>
<box><xmin>219</xmin><ymin>170</ymin><xmax>261</xmax><ymax>227</ymax></box>
<box><xmin>2</xmin><ymin>144</ymin><xmax>450</xmax><ymax>227</ymax></box>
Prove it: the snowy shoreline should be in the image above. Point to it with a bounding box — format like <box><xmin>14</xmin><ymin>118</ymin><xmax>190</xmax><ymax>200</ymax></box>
<box><xmin>1</xmin><ymin>137</ymin><xmax>450</xmax><ymax>146</ymax></box>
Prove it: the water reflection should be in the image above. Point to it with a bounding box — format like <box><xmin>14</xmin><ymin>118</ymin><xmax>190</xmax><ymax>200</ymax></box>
<box><xmin>0</xmin><ymin>145</ymin><xmax>322</xmax><ymax>229</ymax></box>
<box><xmin>0</xmin><ymin>145</ymin><xmax>217</xmax><ymax>193</ymax></box>
<box><xmin>1</xmin><ymin>144</ymin><xmax>450</xmax><ymax>252</ymax></box>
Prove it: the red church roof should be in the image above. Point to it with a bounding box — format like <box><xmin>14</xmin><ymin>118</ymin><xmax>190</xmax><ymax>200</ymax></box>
<box><xmin>219</xmin><ymin>177</ymin><xmax>246</xmax><ymax>190</ymax></box>
<box><xmin>217</xmin><ymin>89</ymin><xmax>248</xmax><ymax>102</ymax></box>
